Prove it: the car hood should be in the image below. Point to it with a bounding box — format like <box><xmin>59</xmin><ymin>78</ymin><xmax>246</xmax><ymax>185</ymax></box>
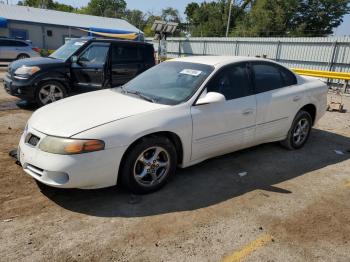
<box><xmin>9</xmin><ymin>57</ymin><xmax>64</xmax><ymax>71</ymax></box>
<box><xmin>29</xmin><ymin>89</ymin><xmax>169</xmax><ymax>137</ymax></box>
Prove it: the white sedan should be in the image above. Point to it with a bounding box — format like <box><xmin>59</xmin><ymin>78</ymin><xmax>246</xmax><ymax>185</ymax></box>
<box><xmin>18</xmin><ymin>56</ymin><xmax>328</xmax><ymax>193</ymax></box>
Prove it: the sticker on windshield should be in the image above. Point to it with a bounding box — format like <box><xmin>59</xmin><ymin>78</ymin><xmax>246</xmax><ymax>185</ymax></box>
<box><xmin>179</xmin><ymin>69</ymin><xmax>202</xmax><ymax>76</ymax></box>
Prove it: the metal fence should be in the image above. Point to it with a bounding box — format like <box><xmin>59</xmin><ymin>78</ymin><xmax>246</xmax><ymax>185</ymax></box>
<box><xmin>146</xmin><ymin>37</ymin><xmax>350</xmax><ymax>75</ymax></box>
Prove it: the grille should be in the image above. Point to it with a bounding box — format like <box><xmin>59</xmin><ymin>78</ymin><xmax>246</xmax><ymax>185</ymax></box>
<box><xmin>25</xmin><ymin>133</ymin><xmax>40</xmax><ymax>147</ymax></box>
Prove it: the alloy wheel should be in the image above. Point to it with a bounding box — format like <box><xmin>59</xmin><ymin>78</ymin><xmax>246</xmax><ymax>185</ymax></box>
<box><xmin>38</xmin><ymin>84</ymin><xmax>64</xmax><ymax>105</ymax></box>
<box><xmin>133</xmin><ymin>146</ymin><xmax>170</xmax><ymax>187</ymax></box>
<box><xmin>292</xmin><ymin>118</ymin><xmax>310</xmax><ymax>146</ymax></box>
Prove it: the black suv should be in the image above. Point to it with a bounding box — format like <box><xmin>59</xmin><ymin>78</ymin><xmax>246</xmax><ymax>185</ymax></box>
<box><xmin>4</xmin><ymin>38</ymin><xmax>155</xmax><ymax>106</ymax></box>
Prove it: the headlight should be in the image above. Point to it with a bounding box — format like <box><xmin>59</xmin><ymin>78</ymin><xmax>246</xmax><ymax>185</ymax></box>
<box><xmin>14</xmin><ymin>66</ymin><xmax>40</xmax><ymax>79</ymax></box>
<box><xmin>39</xmin><ymin>136</ymin><xmax>105</xmax><ymax>155</ymax></box>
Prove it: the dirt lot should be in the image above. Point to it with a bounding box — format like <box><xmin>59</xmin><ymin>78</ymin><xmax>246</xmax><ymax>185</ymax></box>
<box><xmin>0</xmin><ymin>70</ymin><xmax>349</xmax><ymax>262</ymax></box>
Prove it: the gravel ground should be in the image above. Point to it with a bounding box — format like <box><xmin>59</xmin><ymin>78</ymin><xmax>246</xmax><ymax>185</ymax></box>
<box><xmin>0</xmin><ymin>71</ymin><xmax>349</xmax><ymax>262</ymax></box>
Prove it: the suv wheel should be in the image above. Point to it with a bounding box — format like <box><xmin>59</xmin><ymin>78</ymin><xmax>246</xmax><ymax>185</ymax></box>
<box><xmin>120</xmin><ymin>136</ymin><xmax>177</xmax><ymax>194</ymax></box>
<box><xmin>17</xmin><ymin>54</ymin><xmax>30</xmax><ymax>60</ymax></box>
<box><xmin>36</xmin><ymin>81</ymin><xmax>67</xmax><ymax>106</ymax></box>
<box><xmin>281</xmin><ymin>110</ymin><xmax>312</xmax><ymax>150</ymax></box>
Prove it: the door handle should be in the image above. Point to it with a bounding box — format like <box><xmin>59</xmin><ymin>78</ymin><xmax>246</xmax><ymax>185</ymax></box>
<box><xmin>293</xmin><ymin>96</ymin><xmax>301</xmax><ymax>102</ymax></box>
<box><xmin>242</xmin><ymin>109</ymin><xmax>254</xmax><ymax>115</ymax></box>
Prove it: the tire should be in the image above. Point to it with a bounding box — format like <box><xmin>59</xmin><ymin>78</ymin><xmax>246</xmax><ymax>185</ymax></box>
<box><xmin>17</xmin><ymin>54</ymin><xmax>30</xmax><ymax>60</ymax></box>
<box><xmin>35</xmin><ymin>81</ymin><xmax>67</xmax><ymax>107</ymax></box>
<box><xmin>281</xmin><ymin>110</ymin><xmax>312</xmax><ymax>150</ymax></box>
<box><xmin>120</xmin><ymin>136</ymin><xmax>177</xmax><ymax>194</ymax></box>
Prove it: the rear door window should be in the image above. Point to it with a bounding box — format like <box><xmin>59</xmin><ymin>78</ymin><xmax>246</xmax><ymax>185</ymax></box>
<box><xmin>280</xmin><ymin>67</ymin><xmax>297</xmax><ymax>86</ymax></box>
<box><xmin>12</xmin><ymin>41</ymin><xmax>28</xmax><ymax>47</ymax></box>
<box><xmin>141</xmin><ymin>45</ymin><xmax>154</xmax><ymax>63</ymax></box>
<box><xmin>252</xmin><ymin>63</ymin><xmax>284</xmax><ymax>93</ymax></box>
<box><xmin>112</xmin><ymin>44</ymin><xmax>141</xmax><ymax>64</ymax></box>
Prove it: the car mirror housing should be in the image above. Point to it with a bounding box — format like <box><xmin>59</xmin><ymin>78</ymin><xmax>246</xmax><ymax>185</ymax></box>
<box><xmin>71</xmin><ymin>55</ymin><xmax>78</xmax><ymax>63</ymax></box>
<box><xmin>196</xmin><ymin>92</ymin><xmax>226</xmax><ymax>106</ymax></box>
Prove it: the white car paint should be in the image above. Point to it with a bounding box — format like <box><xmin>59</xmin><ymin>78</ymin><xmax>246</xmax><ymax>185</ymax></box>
<box><xmin>18</xmin><ymin>56</ymin><xmax>328</xmax><ymax>189</ymax></box>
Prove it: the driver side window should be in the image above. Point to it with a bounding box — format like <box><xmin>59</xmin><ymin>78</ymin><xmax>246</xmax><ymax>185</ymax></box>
<box><xmin>79</xmin><ymin>44</ymin><xmax>109</xmax><ymax>66</ymax></box>
<box><xmin>206</xmin><ymin>63</ymin><xmax>252</xmax><ymax>100</ymax></box>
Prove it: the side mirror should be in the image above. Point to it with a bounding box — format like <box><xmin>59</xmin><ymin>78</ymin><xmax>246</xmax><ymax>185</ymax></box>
<box><xmin>71</xmin><ymin>55</ymin><xmax>78</xmax><ymax>63</ymax></box>
<box><xmin>196</xmin><ymin>92</ymin><xmax>226</xmax><ymax>106</ymax></box>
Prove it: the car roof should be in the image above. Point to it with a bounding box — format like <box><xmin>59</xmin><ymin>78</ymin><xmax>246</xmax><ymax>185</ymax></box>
<box><xmin>169</xmin><ymin>56</ymin><xmax>277</xmax><ymax>67</ymax></box>
<box><xmin>0</xmin><ymin>37</ymin><xmax>27</xmax><ymax>42</ymax></box>
<box><xmin>90</xmin><ymin>38</ymin><xmax>153</xmax><ymax>46</ymax></box>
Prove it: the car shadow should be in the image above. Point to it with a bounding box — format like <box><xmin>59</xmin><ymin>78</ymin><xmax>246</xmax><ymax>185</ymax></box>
<box><xmin>42</xmin><ymin>129</ymin><xmax>350</xmax><ymax>218</ymax></box>
<box><xmin>0</xmin><ymin>99</ymin><xmax>38</xmax><ymax>111</ymax></box>
<box><xmin>15</xmin><ymin>100</ymin><xmax>39</xmax><ymax>110</ymax></box>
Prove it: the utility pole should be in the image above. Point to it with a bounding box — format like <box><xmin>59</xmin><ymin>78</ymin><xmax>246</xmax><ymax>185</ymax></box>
<box><xmin>226</xmin><ymin>0</ymin><xmax>233</xmax><ymax>37</ymax></box>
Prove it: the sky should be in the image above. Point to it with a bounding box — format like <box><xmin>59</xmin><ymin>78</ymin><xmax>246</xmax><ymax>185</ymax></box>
<box><xmin>8</xmin><ymin>0</ymin><xmax>350</xmax><ymax>35</ymax></box>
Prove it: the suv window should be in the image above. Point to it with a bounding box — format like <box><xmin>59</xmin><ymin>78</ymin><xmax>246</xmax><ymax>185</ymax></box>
<box><xmin>141</xmin><ymin>45</ymin><xmax>155</xmax><ymax>63</ymax></box>
<box><xmin>112</xmin><ymin>45</ymin><xmax>141</xmax><ymax>63</ymax></box>
<box><xmin>206</xmin><ymin>63</ymin><xmax>252</xmax><ymax>100</ymax></box>
<box><xmin>0</xmin><ymin>40</ymin><xmax>28</xmax><ymax>47</ymax></box>
<box><xmin>79</xmin><ymin>44</ymin><xmax>109</xmax><ymax>66</ymax></box>
<box><xmin>12</xmin><ymin>41</ymin><xmax>28</xmax><ymax>47</ymax></box>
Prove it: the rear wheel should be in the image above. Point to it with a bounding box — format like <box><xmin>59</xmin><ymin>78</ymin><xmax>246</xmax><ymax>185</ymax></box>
<box><xmin>120</xmin><ymin>136</ymin><xmax>177</xmax><ymax>194</ymax></box>
<box><xmin>281</xmin><ymin>110</ymin><xmax>312</xmax><ymax>150</ymax></box>
<box><xmin>17</xmin><ymin>54</ymin><xmax>30</xmax><ymax>60</ymax></box>
<box><xmin>35</xmin><ymin>81</ymin><xmax>67</xmax><ymax>106</ymax></box>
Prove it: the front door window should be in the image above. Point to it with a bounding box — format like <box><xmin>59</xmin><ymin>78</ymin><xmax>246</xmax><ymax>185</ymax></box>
<box><xmin>79</xmin><ymin>45</ymin><xmax>109</xmax><ymax>66</ymax></box>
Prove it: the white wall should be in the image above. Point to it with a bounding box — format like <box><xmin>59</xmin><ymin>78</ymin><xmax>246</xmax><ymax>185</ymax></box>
<box><xmin>3</xmin><ymin>21</ymin><xmax>87</xmax><ymax>49</ymax></box>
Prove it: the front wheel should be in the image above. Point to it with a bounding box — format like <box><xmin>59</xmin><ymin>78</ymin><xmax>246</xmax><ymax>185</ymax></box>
<box><xmin>35</xmin><ymin>81</ymin><xmax>67</xmax><ymax>106</ymax></box>
<box><xmin>281</xmin><ymin>110</ymin><xmax>312</xmax><ymax>150</ymax></box>
<box><xmin>120</xmin><ymin>136</ymin><xmax>177</xmax><ymax>194</ymax></box>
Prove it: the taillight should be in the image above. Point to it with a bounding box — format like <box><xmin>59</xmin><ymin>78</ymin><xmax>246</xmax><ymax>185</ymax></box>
<box><xmin>32</xmin><ymin>47</ymin><xmax>40</xmax><ymax>53</ymax></box>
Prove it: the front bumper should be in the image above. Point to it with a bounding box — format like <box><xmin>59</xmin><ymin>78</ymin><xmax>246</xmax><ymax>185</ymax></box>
<box><xmin>3</xmin><ymin>74</ymin><xmax>36</xmax><ymax>101</ymax></box>
<box><xmin>18</xmin><ymin>128</ymin><xmax>126</xmax><ymax>189</ymax></box>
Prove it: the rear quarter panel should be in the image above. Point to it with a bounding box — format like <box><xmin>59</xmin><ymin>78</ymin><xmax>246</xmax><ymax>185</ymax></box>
<box><xmin>298</xmin><ymin>76</ymin><xmax>328</xmax><ymax>124</ymax></box>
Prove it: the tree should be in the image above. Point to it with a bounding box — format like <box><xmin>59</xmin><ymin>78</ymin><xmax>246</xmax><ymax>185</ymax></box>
<box><xmin>124</xmin><ymin>9</ymin><xmax>147</xmax><ymax>30</ymax></box>
<box><xmin>184</xmin><ymin>0</ymin><xmax>252</xmax><ymax>37</ymax></box>
<box><xmin>82</xmin><ymin>0</ymin><xmax>127</xmax><ymax>18</ymax></box>
<box><xmin>184</xmin><ymin>1</ymin><xmax>231</xmax><ymax>37</ymax></box>
<box><xmin>161</xmin><ymin>7</ymin><xmax>181</xmax><ymax>23</ymax></box>
<box><xmin>293</xmin><ymin>0</ymin><xmax>350</xmax><ymax>36</ymax></box>
<box><xmin>142</xmin><ymin>13</ymin><xmax>162</xmax><ymax>37</ymax></box>
<box><xmin>18</xmin><ymin>0</ymin><xmax>75</xmax><ymax>12</ymax></box>
<box><xmin>234</xmin><ymin>0</ymin><xmax>298</xmax><ymax>36</ymax></box>
<box><xmin>185</xmin><ymin>0</ymin><xmax>349</xmax><ymax>37</ymax></box>
<box><xmin>185</xmin><ymin>2</ymin><xmax>199</xmax><ymax>24</ymax></box>
<box><xmin>234</xmin><ymin>0</ymin><xmax>349</xmax><ymax>37</ymax></box>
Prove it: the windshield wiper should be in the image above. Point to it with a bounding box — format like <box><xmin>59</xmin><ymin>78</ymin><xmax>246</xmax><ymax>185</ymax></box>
<box><xmin>121</xmin><ymin>87</ymin><xmax>155</xmax><ymax>103</ymax></box>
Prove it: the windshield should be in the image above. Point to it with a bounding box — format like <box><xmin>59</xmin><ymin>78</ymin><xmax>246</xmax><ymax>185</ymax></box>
<box><xmin>49</xmin><ymin>39</ymin><xmax>87</xmax><ymax>60</ymax></box>
<box><xmin>120</xmin><ymin>61</ymin><xmax>214</xmax><ymax>105</ymax></box>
